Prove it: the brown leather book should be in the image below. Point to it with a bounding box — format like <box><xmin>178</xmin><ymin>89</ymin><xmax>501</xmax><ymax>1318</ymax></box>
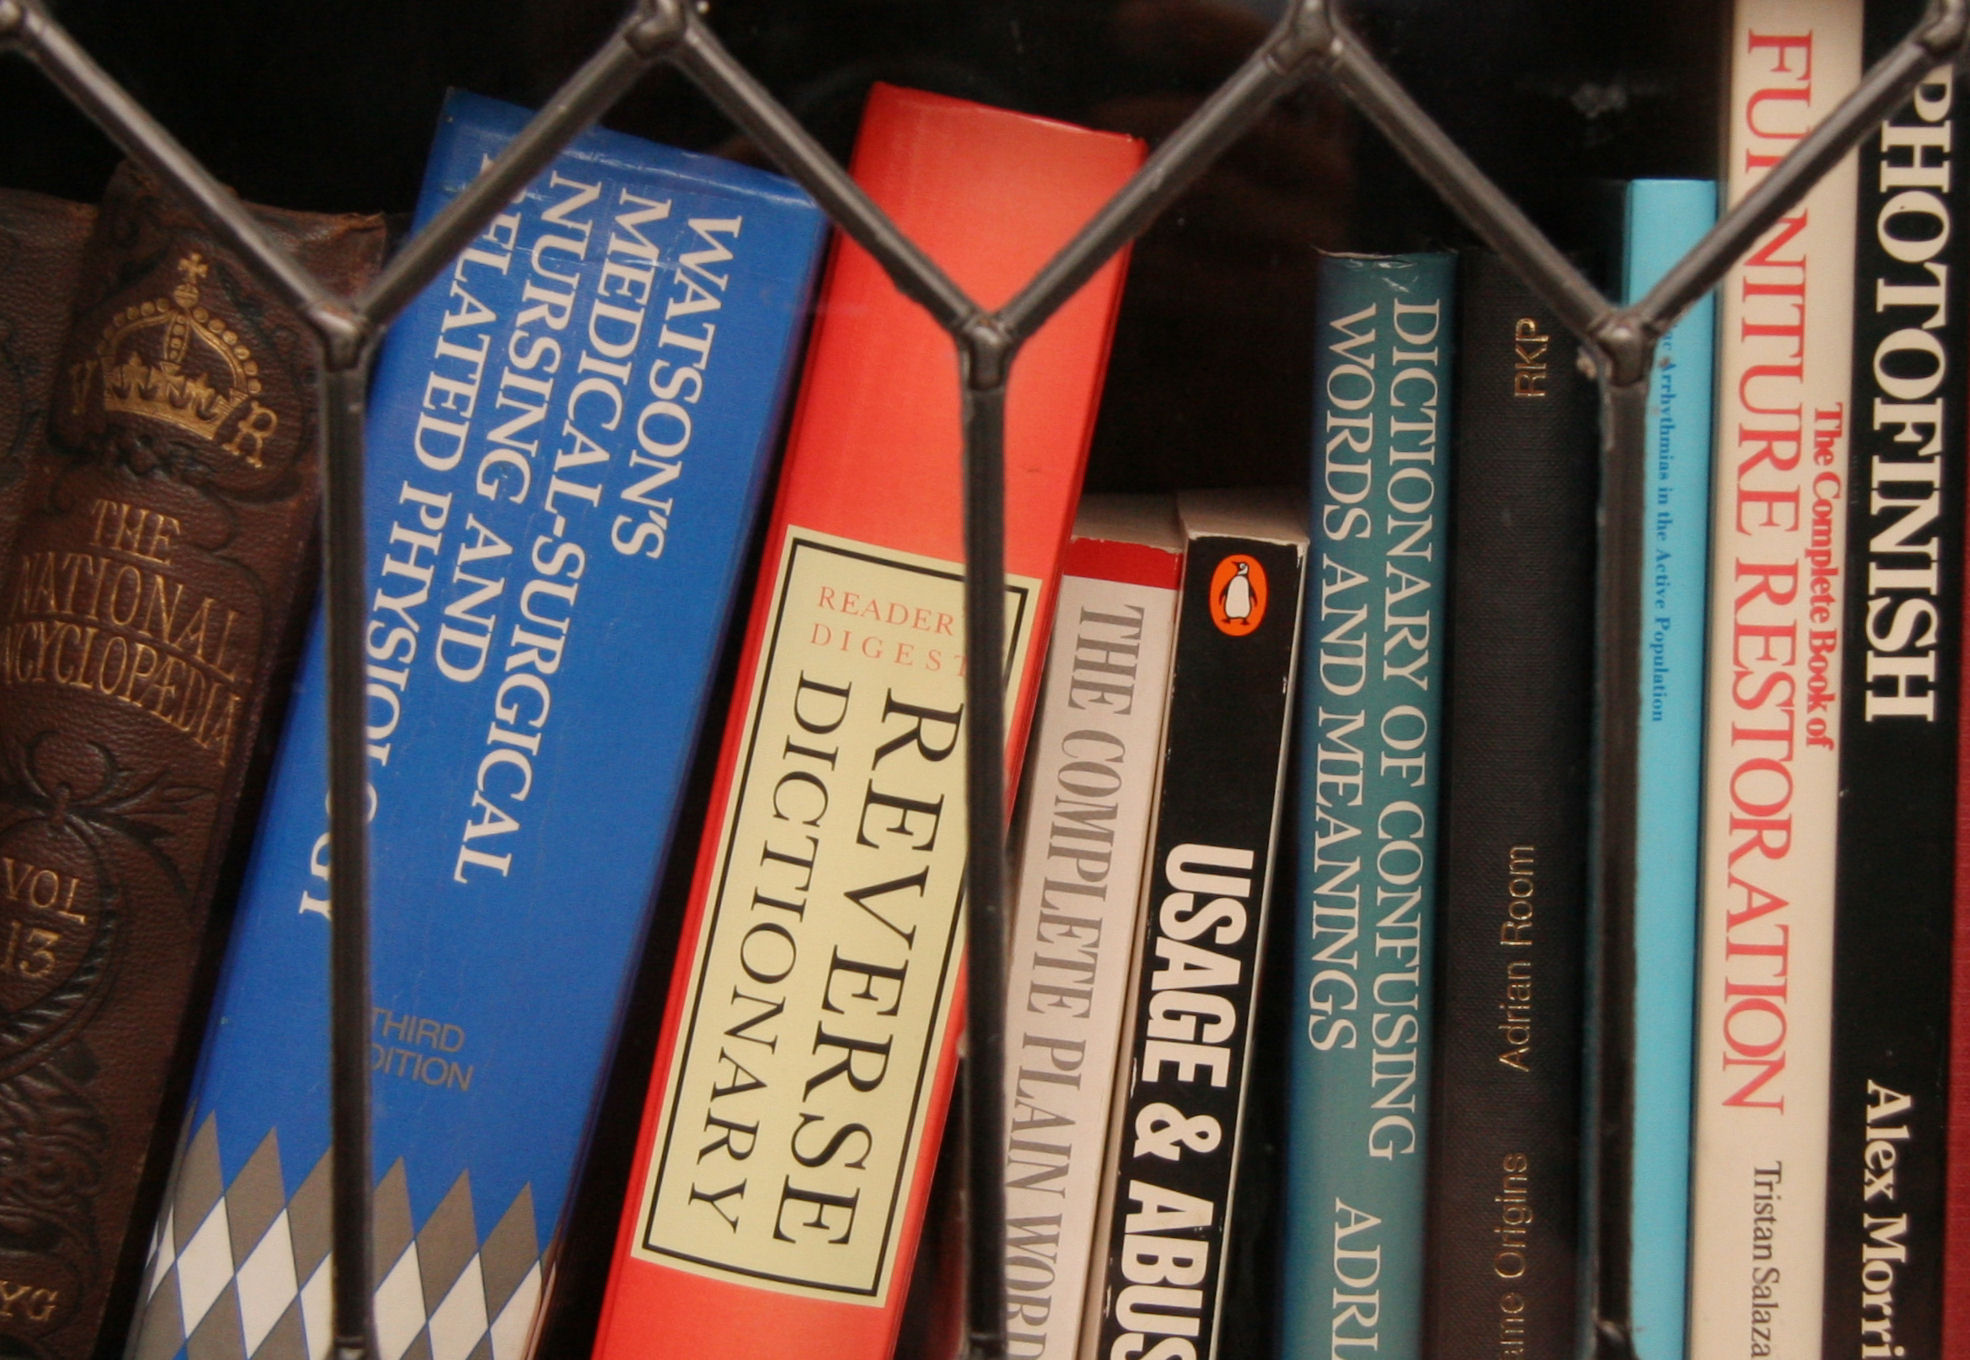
<box><xmin>0</xmin><ymin>189</ymin><xmax>95</xmax><ymax>569</ymax></box>
<box><xmin>0</xmin><ymin>165</ymin><xmax>383</xmax><ymax>1359</ymax></box>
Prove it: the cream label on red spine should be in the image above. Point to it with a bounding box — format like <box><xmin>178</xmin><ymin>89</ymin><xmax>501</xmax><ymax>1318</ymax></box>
<box><xmin>637</xmin><ymin>525</ymin><xmax>1036</xmax><ymax>1300</ymax></box>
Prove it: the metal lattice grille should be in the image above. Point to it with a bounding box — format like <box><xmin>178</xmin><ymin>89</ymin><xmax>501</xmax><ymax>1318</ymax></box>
<box><xmin>3</xmin><ymin>0</ymin><xmax>1964</xmax><ymax>1356</ymax></box>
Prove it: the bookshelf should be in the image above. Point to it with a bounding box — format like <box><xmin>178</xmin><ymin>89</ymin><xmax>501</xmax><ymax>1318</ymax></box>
<box><xmin>0</xmin><ymin>1</ymin><xmax>1954</xmax><ymax>1357</ymax></box>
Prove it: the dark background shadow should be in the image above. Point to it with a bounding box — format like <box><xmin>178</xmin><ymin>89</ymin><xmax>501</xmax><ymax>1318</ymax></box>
<box><xmin>1</xmin><ymin>0</ymin><xmax>1719</xmax><ymax>496</ymax></box>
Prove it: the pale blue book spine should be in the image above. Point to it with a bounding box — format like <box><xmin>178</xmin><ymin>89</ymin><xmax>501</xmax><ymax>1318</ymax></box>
<box><xmin>1623</xmin><ymin>178</ymin><xmax>1717</xmax><ymax>1360</ymax></box>
<box><xmin>1280</xmin><ymin>251</ymin><xmax>1454</xmax><ymax>1360</ymax></box>
<box><xmin>127</xmin><ymin>90</ymin><xmax>825</xmax><ymax>1360</ymax></box>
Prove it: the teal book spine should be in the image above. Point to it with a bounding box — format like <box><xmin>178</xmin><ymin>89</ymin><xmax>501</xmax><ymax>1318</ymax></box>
<box><xmin>1279</xmin><ymin>250</ymin><xmax>1454</xmax><ymax>1360</ymax></box>
<box><xmin>1623</xmin><ymin>179</ymin><xmax>1716</xmax><ymax>1360</ymax></box>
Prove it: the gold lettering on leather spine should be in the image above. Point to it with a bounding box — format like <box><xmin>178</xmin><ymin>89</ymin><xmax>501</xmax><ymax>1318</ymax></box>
<box><xmin>0</xmin><ymin>494</ymin><xmax>253</xmax><ymax>762</ymax></box>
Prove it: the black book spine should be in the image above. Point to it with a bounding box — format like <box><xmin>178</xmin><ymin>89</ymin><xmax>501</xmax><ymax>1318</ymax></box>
<box><xmin>1088</xmin><ymin>516</ymin><xmax>1306</xmax><ymax>1360</ymax></box>
<box><xmin>1424</xmin><ymin>250</ymin><xmax>1598</xmax><ymax>1360</ymax></box>
<box><xmin>1820</xmin><ymin>11</ymin><xmax>1967</xmax><ymax>1356</ymax></box>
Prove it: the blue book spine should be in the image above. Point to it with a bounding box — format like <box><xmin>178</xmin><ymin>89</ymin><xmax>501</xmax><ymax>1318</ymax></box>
<box><xmin>1280</xmin><ymin>251</ymin><xmax>1455</xmax><ymax>1360</ymax></box>
<box><xmin>1622</xmin><ymin>178</ymin><xmax>1716</xmax><ymax>1360</ymax></box>
<box><xmin>128</xmin><ymin>90</ymin><xmax>825</xmax><ymax>1360</ymax></box>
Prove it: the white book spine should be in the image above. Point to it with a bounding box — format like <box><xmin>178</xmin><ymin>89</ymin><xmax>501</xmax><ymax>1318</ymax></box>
<box><xmin>1689</xmin><ymin>5</ymin><xmax>1860</xmax><ymax>1360</ymax></box>
<box><xmin>1002</xmin><ymin>554</ymin><xmax>1179</xmax><ymax>1360</ymax></box>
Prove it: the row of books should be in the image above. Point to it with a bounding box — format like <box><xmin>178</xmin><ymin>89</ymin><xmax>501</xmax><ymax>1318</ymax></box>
<box><xmin>0</xmin><ymin>77</ymin><xmax>1147</xmax><ymax>1360</ymax></box>
<box><xmin>0</xmin><ymin>0</ymin><xmax>1961</xmax><ymax>1357</ymax></box>
<box><xmin>995</xmin><ymin>6</ymin><xmax>1970</xmax><ymax>1360</ymax></box>
<box><xmin>996</xmin><ymin>246</ymin><xmax>1607</xmax><ymax>1360</ymax></box>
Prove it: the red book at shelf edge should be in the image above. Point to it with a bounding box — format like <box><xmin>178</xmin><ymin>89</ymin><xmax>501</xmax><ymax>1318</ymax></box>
<box><xmin>589</xmin><ymin>84</ymin><xmax>1143</xmax><ymax>1360</ymax></box>
<box><xmin>1953</xmin><ymin>390</ymin><xmax>1970</xmax><ymax>1360</ymax></box>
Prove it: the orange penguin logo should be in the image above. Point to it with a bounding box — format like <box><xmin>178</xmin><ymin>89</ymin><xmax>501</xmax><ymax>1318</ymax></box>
<box><xmin>1210</xmin><ymin>554</ymin><xmax>1267</xmax><ymax>636</ymax></box>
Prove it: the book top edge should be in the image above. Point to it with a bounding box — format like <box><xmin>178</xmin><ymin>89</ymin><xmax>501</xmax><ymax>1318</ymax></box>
<box><xmin>1073</xmin><ymin>493</ymin><xmax>1184</xmax><ymax>552</ymax></box>
<box><xmin>867</xmin><ymin>80</ymin><xmax>1147</xmax><ymax>161</ymax></box>
<box><xmin>438</xmin><ymin>88</ymin><xmax>824</xmax><ymax>212</ymax></box>
<box><xmin>1317</xmin><ymin>248</ymin><xmax>1454</xmax><ymax>263</ymax></box>
<box><xmin>0</xmin><ymin>185</ymin><xmax>97</xmax><ymax>225</ymax></box>
<box><xmin>1177</xmin><ymin>487</ymin><xmax>1308</xmax><ymax>544</ymax></box>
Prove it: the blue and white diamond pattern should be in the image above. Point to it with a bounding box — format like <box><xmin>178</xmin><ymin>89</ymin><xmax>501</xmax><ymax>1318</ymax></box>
<box><xmin>128</xmin><ymin>1114</ymin><xmax>543</xmax><ymax>1360</ymax></box>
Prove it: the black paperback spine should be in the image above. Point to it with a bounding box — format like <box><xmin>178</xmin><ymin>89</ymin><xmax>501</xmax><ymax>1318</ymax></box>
<box><xmin>1089</xmin><ymin>517</ymin><xmax>1306</xmax><ymax>1360</ymax></box>
<box><xmin>1819</xmin><ymin>8</ymin><xmax>1967</xmax><ymax>1356</ymax></box>
<box><xmin>1423</xmin><ymin>249</ymin><xmax>1599</xmax><ymax>1360</ymax></box>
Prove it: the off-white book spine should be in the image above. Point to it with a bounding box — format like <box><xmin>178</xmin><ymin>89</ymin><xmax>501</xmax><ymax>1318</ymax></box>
<box><xmin>1688</xmin><ymin>5</ymin><xmax>1860</xmax><ymax>1360</ymax></box>
<box><xmin>1002</xmin><ymin>561</ymin><xmax>1179</xmax><ymax>1360</ymax></box>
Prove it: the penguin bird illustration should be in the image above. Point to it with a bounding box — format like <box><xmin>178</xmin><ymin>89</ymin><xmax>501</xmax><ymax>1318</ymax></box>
<box><xmin>1221</xmin><ymin>560</ymin><xmax>1254</xmax><ymax>622</ymax></box>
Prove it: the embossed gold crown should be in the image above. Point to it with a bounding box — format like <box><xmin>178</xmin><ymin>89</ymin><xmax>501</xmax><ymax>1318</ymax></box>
<box><xmin>95</xmin><ymin>253</ymin><xmax>264</xmax><ymax>446</ymax></box>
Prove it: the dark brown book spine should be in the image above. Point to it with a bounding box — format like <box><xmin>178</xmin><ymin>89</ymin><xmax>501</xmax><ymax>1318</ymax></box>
<box><xmin>0</xmin><ymin>166</ymin><xmax>381</xmax><ymax>1359</ymax></box>
<box><xmin>0</xmin><ymin>189</ymin><xmax>95</xmax><ymax>568</ymax></box>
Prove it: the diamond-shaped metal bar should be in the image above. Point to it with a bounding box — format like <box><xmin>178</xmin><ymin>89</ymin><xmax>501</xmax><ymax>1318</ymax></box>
<box><xmin>1579</xmin><ymin>9</ymin><xmax>1962</xmax><ymax>1356</ymax></box>
<box><xmin>669</xmin><ymin>17</ymin><xmax>977</xmax><ymax>333</ymax></box>
<box><xmin>1629</xmin><ymin>0</ymin><xmax>1967</xmax><ymax>359</ymax></box>
<box><xmin>1314</xmin><ymin>2</ymin><xmax>1614</xmax><ymax>345</ymax></box>
<box><xmin>358</xmin><ymin>3</ymin><xmax>688</xmax><ymax>329</ymax></box>
<box><xmin>659</xmin><ymin>11</ymin><xmax>1361</xmax><ymax>1350</ymax></box>
<box><xmin>1204</xmin><ymin>6</ymin><xmax>1967</xmax><ymax>1357</ymax></box>
<box><xmin>319</xmin><ymin>361</ymin><xmax>377</xmax><ymax>1360</ymax></box>
<box><xmin>1583</xmin><ymin>367</ymin><xmax>1651</xmax><ymax>1360</ymax></box>
<box><xmin>657</xmin><ymin>24</ymin><xmax>1013</xmax><ymax>1356</ymax></box>
<box><xmin>9</xmin><ymin>0</ymin><xmax>1970</xmax><ymax>1356</ymax></box>
<box><xmin>999</xmin><ymin>27</ymin><xmax>1308</xmax><ymax>344</ymax></box>
<box><xmin>955</xmin><ymin>350</ymin><xmax>1012</xmax><ymax>1358</ymax></box>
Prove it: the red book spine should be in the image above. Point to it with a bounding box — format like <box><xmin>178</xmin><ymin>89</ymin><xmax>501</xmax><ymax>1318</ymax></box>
<box><xmin>591</xmin><ymin>84</ymin><xmax>1141</xmax><ymax>1360</ymax></box>
<box><xmin>1950</xmin><ymin>378</ymin><xmax>1970</xmax><ymax>1360</ymax></box>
